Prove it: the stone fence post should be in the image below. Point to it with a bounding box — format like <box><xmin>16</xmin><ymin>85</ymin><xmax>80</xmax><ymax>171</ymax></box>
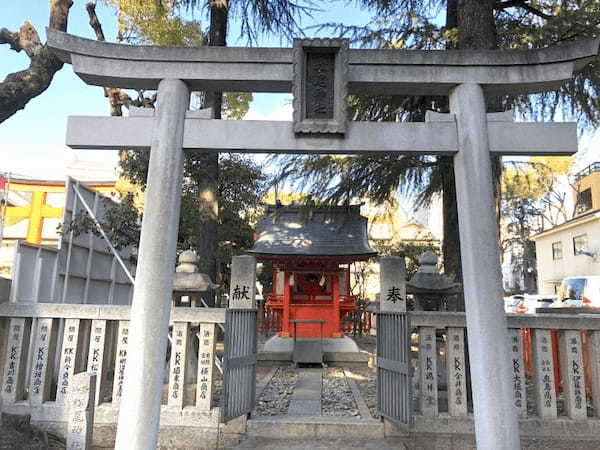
<box><xmin>67</xmin><ymin>372</ymin><xmax>96</xmax><ymax>450</ymax></box>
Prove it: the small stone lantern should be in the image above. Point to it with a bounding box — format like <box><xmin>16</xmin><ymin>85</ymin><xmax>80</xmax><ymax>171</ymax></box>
<box><xmin>172</xmin><ymin>250</ymin><xmax>219</xmax><ymax>307</ymax></box>
<box><xmin>407</xmin><ymin>251</ymin><xmax>461</xmax><ymax>311</ymax></box>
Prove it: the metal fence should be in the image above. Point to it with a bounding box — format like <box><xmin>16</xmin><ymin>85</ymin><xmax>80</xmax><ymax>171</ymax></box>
<box><xmin>9</xmin><ymin>179</ymin><xmax>135</xmax><ymax>305</ymax></box>
<box><xmin>377</xmin><ymin>311</ymin><xmax>411</xmax><ymax>428</ymax></box>
<box><xmin>221</xmin><ymin>308</ymin><xmax>257</xmax><ymax>423</ymax></box>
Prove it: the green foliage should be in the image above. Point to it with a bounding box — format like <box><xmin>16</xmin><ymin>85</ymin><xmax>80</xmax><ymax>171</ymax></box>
<box><xmin>500</xmin><ymin>158</ymin><xmax>570</xmax><ymax>290</ymax></box>
<box><xmin>60</xmin><ymin>194</ymin><xmax>141</xmax><ymax>253</ymax></box>
<box><xmin>103</xmin><ymin>0</ymin><xmax>205</xmax><ymax>46</ymax></box>
<box><xmin>178</xmin><ymin>0</ymin><xmax>316</xmax><ymax>45</ymax></box>
<box><xmin>119</xmin><ymin>149</ymin><xmax>267</xmax><ymax>258</ymax></box>
<box><xmin>372</xmin><ymin>239</ymin><xmax>440</xmax><ymax>280</ymax></box>
<box><xmin>222</xmin><ymin>92</ymin><xmax>253</xmax><ymax>119</ymax></box>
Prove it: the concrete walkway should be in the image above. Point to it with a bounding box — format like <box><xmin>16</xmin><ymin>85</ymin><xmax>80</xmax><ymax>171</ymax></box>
<box><xmin>287</xmin><ymin>368</ymin><xmax>322</xmax><ymax>416</ymax></box>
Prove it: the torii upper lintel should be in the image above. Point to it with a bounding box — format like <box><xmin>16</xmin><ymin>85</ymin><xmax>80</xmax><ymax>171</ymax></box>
<box><xmin>46</xmin><ymin>29</ymin><xmax>598</xmax><ymax>96</ymax></box>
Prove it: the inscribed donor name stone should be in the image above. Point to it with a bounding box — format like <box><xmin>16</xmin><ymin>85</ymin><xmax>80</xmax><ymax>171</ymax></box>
<box><xmin>67</xmin><ymin>372</ymin><xmax>96</xmax><ymax>450</ymax></box>
<box><xmin>87</xmin><ymin>320</ymin><xmax>108</xmax><ymax>406</ymax></box>
<box><xmin>168</xmin><ymin>322</ymin><xmax>189</xmax><ymax>408</ymax></box>
<box><xmin>2</xmin><ymin>318</ymin><xmax>29</xmax><ymax>404</ymax></box>
<box><xmin>446</xmin><ymin>327</ymin><xmax>467</xmax><ymax>416</ymax></box>
<box><xmin>196</xmin><ymin>323</ymin><xmax>216</xmax><ymax>410</ymax></box>
<box><xmin>30</xmin><ymin>318</ymin><xmax>56</xmax><ymax>405</ymax></box>
<box><xmin>112</xmin><ymin>321</ymin><xmax>129</xmax><ymax>403</ymax></box>
<box><xmin>559</xmin><ymin>330</ymin><xmax>587</xmax><ymax>420</ymax></box>
<box><xmin>532</xmin><ymin>329</ymin><xmax>557</xmax><ymax>418</ymax></box>
<box><xmin>508</xmin><ymin>329</ymin><xmax>526</xmax><ymax>417</ymax></box>
<box><xmin>418</xmin><ymin>326</ymin><xmax>438</xmax><ymax>417</ymax></box>
<box><xmin>57</xmin><ymin>319</ymin><xmax>82</xmax><ymax>404</ymax></box>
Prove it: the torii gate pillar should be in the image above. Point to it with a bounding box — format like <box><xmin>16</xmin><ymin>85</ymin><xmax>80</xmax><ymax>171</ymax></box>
<box><xmin>451</xmin><ymin>83</ymin><xmax>519</xmax><ymax>449</ymax></box>
<box><xmin>114</xmin><ymin>79</ymin><xmax>190</xmax><ymax>450</ymax></box>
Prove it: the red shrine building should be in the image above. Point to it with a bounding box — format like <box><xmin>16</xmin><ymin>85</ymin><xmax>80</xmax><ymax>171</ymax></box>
<box><xmin>248</xmin><ymin>205</ymin><xmax>376</xmax><ymax>351</ymax></box>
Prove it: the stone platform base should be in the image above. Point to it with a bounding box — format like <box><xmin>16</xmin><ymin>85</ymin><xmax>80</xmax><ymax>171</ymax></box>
<box><xmin>258</xmin><ymin>351</ymin><xmax>370</xmax><ymax>363</ymax></box>
<box><xmin>262</xmin><ymin>335</ymin><xmax>359</xmax><ymax>353</ymax></box>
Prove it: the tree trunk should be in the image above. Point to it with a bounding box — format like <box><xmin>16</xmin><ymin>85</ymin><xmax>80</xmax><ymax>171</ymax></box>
<box><xmin>440</xmin><ymin>0</ymin><xmax>464</xmax><ymax>310</ymax></box>
<box><xmin>457</xmin><ymin>0</ymin><xmax>497</xmax><ymax>50</ymax></box>
<box><xmin>442</xmin><ymin>0</ymin><xmax>502</xmax><ymax>295</ymax></box>
<box><xmin>197</xmin><ymin>1</ymin><xmax>228</xmax><ymax>296</ymax></box>
<box><xmin>0</xmin><ymin>0</ymin><xmax>73</xmax><ymax>123</ymax></box>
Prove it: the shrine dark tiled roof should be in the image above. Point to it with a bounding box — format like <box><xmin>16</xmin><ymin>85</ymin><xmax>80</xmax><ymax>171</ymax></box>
<box><xmin>248</xmin><ymin>205</ymin><xmax>377</xmax><ymax>258</ymax></box>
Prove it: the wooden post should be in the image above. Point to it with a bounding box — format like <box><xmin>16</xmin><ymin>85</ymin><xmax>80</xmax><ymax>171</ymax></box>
<box><xmin>590</xmin><ymin>331</ymin><xmax>600</xmax><ymax>418</ymax></box>
<box><xmin>196</xmin><ymin>323</ymin><xmax>216</xmax><ymax>410</ymax></box>
<box><xmin>418</xmin><ymin>326</ymin><xmax>438</xmax><ymax>417</ymax></box>
<box><xmin>532</xmin><ymin>329</ymin><xmax>557</xmax><ymax>419</ymax></box>
<box><xmin>282</xmin><ymin>271</ymin><xmax>291</xmax><ymax>337</ymax></box>
<box><xmin>332</xmin><ymin>274</ymin><xmax>341</xmax><ymax>338</ymax></box>
<box><xmin>446</xmin><ymin>327</ymin><xmax>467</xmax><ymax>416</ymax></box>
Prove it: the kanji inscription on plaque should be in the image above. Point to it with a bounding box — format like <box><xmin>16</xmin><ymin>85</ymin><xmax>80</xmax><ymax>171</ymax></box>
<box><xmin>293</xmin><ymin>38</ymin><xmax>348</xmax><ymax>135</ymax></box>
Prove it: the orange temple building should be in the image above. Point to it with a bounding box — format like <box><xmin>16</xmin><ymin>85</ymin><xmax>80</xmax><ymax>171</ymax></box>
<box><xmin>248</xmin><ymin>205</ymin><xmax>376</xmax><ymax>352</ymax></box>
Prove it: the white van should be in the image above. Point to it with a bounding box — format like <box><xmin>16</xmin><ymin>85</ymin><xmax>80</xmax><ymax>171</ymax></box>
<box><xmin>557</xmin><ymin>276</ymin><xmax>600</xmax><ymax>308</ymax></box>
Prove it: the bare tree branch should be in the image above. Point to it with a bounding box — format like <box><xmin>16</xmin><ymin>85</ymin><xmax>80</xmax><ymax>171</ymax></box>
<box><xmin>0</xmin><ymin>27</ymin><xmax>24</xmax><ymax>53</ymax></box>
<box><xmin>494</xmin><ymin>0</ymin><xmax>553</xmax><ymax>20</ymax></box>
<box><xmin>85</xmin><ymin>2</ymin><xmax>155</xmax><ymax>116</ymax></box>
<box><xmin>0</xmin><ymin>0</ymin><xmax>74</xmax><ymax>123</ymax></box>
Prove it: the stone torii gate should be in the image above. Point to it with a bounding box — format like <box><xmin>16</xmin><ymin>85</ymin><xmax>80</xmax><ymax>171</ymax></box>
<box><xmin>47</xmin><ymin>31</ymin><xmax>598</xmax><ymax>450</ymax></box>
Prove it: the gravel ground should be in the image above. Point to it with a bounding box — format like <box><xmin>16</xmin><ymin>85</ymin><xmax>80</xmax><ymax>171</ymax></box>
<box><xmin>345</xmin><ymin>365</ymin><xmax>378</xmax><ymax>419</ymax></box>
<box><xmin>255</xmin><ymin>367</ymin><xmax>298</xmax><ymax>416</ymax></box>
<box><xmin>322</xmin><ymin>368</ymin><xmax>360</xmax><ymax>417</ymax></box>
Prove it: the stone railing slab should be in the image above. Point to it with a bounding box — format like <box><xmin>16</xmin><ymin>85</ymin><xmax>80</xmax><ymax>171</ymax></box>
<box><xmin>410</xmin><ymin>311</ymin><xmax>600</xmax><ymax>330</ymax></box>
<box><xmin>0</xmin><ymin>303</ymin><xmax>226</xmax><ymax>323</ymax></box>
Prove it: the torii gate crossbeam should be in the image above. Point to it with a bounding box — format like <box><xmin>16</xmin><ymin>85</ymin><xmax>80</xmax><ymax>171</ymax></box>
<box><xmin>46</xmin><ymin>30</ymin><xmax>599</xmax><ymax>450</ymax></box>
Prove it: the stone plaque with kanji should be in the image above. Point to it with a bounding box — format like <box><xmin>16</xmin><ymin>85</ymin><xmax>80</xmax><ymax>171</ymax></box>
<box><xmin>293</xmin><ymin>38</ymin><xmax>348</xmax><ymax>135</ymax></box>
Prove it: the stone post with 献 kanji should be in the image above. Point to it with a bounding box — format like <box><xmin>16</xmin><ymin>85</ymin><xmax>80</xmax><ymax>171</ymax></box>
<box><xmin>229</xmin><ymin>255</ymin><xmax>256</xmax><ymax>309</ymax></box>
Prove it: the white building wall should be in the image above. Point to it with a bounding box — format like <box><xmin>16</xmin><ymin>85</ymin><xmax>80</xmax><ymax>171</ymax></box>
<box><xmin>534</xmin><ymin>213</ymin><xmax>600</xmax><ymax>294</ymax></box>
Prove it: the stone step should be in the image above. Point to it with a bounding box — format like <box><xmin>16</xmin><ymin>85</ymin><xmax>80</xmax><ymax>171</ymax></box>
<box><xmin>232</xmin><ymin>437</ymin><xmax>405</xmax><ymax>449</ymax></box>
<box><xmin>247</xmin><ymin>416</ymin><xmax>384</xmax><ymax>440</ymax></box>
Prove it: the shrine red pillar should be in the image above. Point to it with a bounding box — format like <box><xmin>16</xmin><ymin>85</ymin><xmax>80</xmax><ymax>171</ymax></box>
<box><xmin>332</xmin><ymin>274</ymin><xmax>341</xmax><ymax>338</ymax></box>
<box><xmin>282</xmin><ymin>270</ymin><xmax>291</xmax><ymax>338</ymax></box>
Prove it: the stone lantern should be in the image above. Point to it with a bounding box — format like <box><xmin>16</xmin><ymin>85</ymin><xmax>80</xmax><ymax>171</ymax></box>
<box><xmin>172</xmin><ymin>250</ymin><xmax>219</xmax><ymax>307</ymax></box>
<box><xmin>407</xmin><ymin>251</ymin><xmax>461</xmax><ymax>311</ymax></box>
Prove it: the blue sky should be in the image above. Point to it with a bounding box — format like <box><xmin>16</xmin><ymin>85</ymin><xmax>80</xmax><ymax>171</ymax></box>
<box><xmin>0</xmin><ymin>2</ymin><xmax>598</xmax><ymax>180</ymax></box>
<box><xmin>0</xmin><ymin>2</ymin><xmax>373</xmax><ymax>179</ymax></box>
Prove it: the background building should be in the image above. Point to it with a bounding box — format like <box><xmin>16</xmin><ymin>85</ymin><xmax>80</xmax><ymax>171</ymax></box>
<box><xmin>0</xmin><ymin>159</ymin><xmax>117</xmax><ymax>277</ymax></box>
<box><xmin>532</xmin><ymin>162</ymin><xmax>600</xmax><ymax>294</ymax></box>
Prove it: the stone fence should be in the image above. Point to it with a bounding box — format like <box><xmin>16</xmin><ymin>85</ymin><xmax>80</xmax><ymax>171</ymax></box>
<box><xmin>410</xmin><ymin>311</ymin><xmax>600</xmax><ymax>440</ymax></box>
<box><xmin>0</xmin><ymin>303</ymin><xmax>235</xmax><ymax>447</ymax></box>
